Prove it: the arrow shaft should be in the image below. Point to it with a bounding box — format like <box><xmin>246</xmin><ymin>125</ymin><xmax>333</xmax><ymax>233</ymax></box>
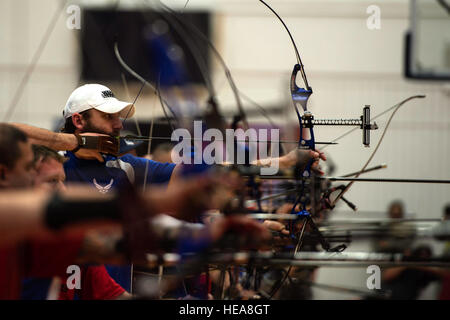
<box><xmin>122</xmin><ymin>136</ymin><xmax>336</xmax><ymax>145</ymax></box>
<box><xmin>245</xmin><ymin>176</ymin><xmax>450</xmax><ymax>184</ymax></box>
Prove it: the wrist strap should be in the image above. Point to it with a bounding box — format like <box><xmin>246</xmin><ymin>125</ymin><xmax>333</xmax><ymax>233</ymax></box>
<box><xmin>69</xmin><ymin>133</ymin><xmax>119</xmax><ymax>156</ymax></box>
<box><xmin>70</xmin><ymin>133</ymin><xmax>83</xmax><ymax>153</ymax></box>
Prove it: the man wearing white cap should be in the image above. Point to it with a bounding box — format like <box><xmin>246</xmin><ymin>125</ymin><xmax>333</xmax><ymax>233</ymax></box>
<box><xmin>13</xmin><ymin>84</ymin><xmax>178</xmax><ymax>292</ymax></box>
<box><xmin>59</xmin><ymin>84</ymin><xmax>177</xmax><ymax>292</ymax></box>
<box><xmin>59</xmin><ymin>83</ymin><xmax>176</xmax><ymax>188</ymax></box>
<box><xmin>13</xmin><ymin>84</ymin><xmax>177</xmax><ymax>190</ymax></box>
<box><xmin>61</xmin><ymin>84</ymin><xmax>135</xmax><ymax>137</ymax></box>
<box><xmin>12</xmin><ymin>84</ymin><xmax>139</xmax><ymax>163</ymax></box>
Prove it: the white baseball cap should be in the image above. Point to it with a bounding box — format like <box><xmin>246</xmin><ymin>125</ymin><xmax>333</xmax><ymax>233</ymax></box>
<box><xmin>63</xmin><ymin>84</ymin><xmax>135</xmax><ymax>119</ymax></box>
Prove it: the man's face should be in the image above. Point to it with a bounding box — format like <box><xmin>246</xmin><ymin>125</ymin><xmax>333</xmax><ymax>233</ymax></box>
<box><xmin>389</xmin><ymin>204</ymin><xmax>404</xmax><ymax>219</ymax></box>
<box><xmin>35</xmin><ymin>157</ymin><xmax>66</xmax><ymax>191</ymax></box>
<box><xmin>80</xmin><ymin>109</ymin><xmax>123</xmax><ymax>136</ymax></box>
<box><xmin>1</xmin><ymin>141</ymin><xmax>36</xmax><ymax>189</ymax></box>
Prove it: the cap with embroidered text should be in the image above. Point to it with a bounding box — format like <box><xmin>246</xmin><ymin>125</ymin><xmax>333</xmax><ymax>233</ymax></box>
<box><xmin>63</xmin><ymin>84</ymin><xmax>135</xmax><ymax>119</ymax></box>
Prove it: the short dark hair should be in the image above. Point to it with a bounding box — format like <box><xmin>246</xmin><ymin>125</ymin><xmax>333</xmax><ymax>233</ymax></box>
<box><xmin>388</xmin><ymin>200</ymin><xmax>404</xmax><ymax>212</ymax></box>
<box><xmin>60</xmin><ymin>109</ymin><xmax>91</xmax><ymax>133</ymax></box>
<box><xmin>0</xmin><ymin>124</ymin><xmax>28</xmax><ymax>169</ymax></box>
<box><xmin>32</xmin><ymin>144</ymin><xmax>67</xmax><ymax>165</ymax></box>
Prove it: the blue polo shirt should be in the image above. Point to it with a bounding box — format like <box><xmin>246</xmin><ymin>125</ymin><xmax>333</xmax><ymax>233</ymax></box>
<box><xmin>63</xmin><ymin>151</ymin><xmax>176</xmax><ymax>292</ymax></box>
<box><xmin>63</xmin><ymin>152</ymin><xmax>176</xmax><ymax>190</ymax></box>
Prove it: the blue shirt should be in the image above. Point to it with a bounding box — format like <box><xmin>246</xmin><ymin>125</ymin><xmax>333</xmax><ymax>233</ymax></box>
<box><xmin>63</xmin><ymin>152</ymin><xmax>176</xmax><ymax>190</ymax></box>
<box><xmin>21</xmin><ymin>278</ymin><xmax>52</xmax><ymax>300</ymax></box>
<box><xmin>63</xmin><ymin>152</ymin><xmax>176</xmax><ymax>292</ymax></box>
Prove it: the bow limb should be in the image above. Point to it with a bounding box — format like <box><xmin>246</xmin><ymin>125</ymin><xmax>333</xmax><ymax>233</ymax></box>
<box><xmin>114</xmin><ymin>42</ymin><xmax>178</xmax><ymax>127</ymax></box>
<box><xmin>157</xmin><ymin>0</ymin><xmax>249</xmax><ymax>131</ymax></box>
<box><xmin>115</xmin><ymin>42</ymin><xmax>179</xmax><ymax>194</ymax></box>
<box><xmin>258</xmin><ymin>0</ymin><xmax>319</xmax><ymax>301</ymax></box>
<box><xmin>120</xmin><ymin>73</ymin><xmax>144</xmax><ymax>137</ymax></box>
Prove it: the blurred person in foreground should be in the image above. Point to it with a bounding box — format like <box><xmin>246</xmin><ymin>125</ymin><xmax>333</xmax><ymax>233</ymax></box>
<box><xmin>0</xmin><ymin>124</ymin><xmax>271</xmax><ymax>299</ymax></box>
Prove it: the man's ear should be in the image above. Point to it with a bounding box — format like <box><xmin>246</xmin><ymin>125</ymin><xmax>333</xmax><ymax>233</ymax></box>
<box><xmin>72</xmin><ymin>113</ymin><xmax>85</xmax><ymax>130</ymax></box>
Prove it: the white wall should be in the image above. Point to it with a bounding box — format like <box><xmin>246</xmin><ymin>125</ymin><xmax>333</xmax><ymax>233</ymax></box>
<box><xmin>0</xmin><ymin>0</ymin><xmax>79</xmax><ymax>128</ymax></box>
<box><xmin>0</xmin><ymin>0</ymin><xmax>448</xmax><ymax>299</ymax></box>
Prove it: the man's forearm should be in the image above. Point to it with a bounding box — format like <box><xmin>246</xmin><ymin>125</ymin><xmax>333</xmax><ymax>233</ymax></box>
<box><xmin>252</xmin><ymin>157</ymin><xmax>285</xmax><ymax>169</ymax></box>
<box><xmin>11</xmin><ymin>123</ymin><xmax>77</xmax><ymax>151</ymax></box>
<box><xmin>253</xmin><ymin>148</ymin><xmax>321</xmax><ymax>171</ymax></box>
<box><xmin>0</xmin><ymin>187</ymin><xmax>123</xmax><ymax>245</ymax></box>
<box><xmin>0</xmin><ymin>189</ymin><xmax>50</xmax><ymax>244</ymax></box>
<box><xmin>76</xmin><ymin>229</ymin><xmax>127</xmax><ymax>265</ymax></box>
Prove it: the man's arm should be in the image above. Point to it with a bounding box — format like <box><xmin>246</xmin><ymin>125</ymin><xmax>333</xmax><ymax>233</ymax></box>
<box><xmin>9</xmin><ymin>123</ymin><xmax>116</xmax><ymax>162</ymax></box>
<box><xmin>0</xmin><ymin>176</ymin><xmax>221</xmax><ymax>245</ymax></box>
<box><xmin>75</xmin><ymin>228</ymin><xmax>126</xmax><ymax>265</ymax></box>
<box><xmin>0</xmin><ymin>185</ymin><xmax>136</xmax><ymax>245</ymax></box>
<box><xmin>10</xmin><ymin>123</ymin><xmax>78</xmax><ymax>151</ymax></box>
<box><xmin>0</xmin><ymin>189</ymin><xmax>50</xmax><ymax>245</ymax></box>
<box><xmin>158</xmin><ymin>173</ymin><xmax>231</xmax><ymax>221</ymax></box>
<box><xmin>252</xmin><ymin>148</ymin><xmax>326</xmax><ymax>172</ymax></box>
<box><xmin>167</xmin><ymin>163</ymin><xmax>181</xmax><ymax>188</ymax></box>
<box><xmin>115</xmin><ymin>292</ymin><xmax>132</xmax><ymax>299</ymax></box>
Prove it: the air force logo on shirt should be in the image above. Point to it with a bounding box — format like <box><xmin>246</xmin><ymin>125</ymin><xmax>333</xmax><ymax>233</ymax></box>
<box><xmin>90</xmin><ymin>160</ymin><xmax>135</xmax><ymax>193</ymax></box>
<box><xmin>93</xmin><ymin>178</ymin><xmax>114</xmax><ymax>194</ymax></box>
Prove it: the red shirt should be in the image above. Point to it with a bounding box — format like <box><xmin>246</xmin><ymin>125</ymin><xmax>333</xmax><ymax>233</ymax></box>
<box><xmin>0</xmin><ymin>245</ymin><xmax>23</xmax><ymax>299</ymax></box>
<box><xmin>0</xmin><ymin>233</ymin><xmax>84</xmax><ymax>300</ymax></box>
<box><xmin>439</xmin><ymin>273</ymin><xmax>450</xmax><ymax>300</ymax></box>
<box><xmin>58</xmin><ymin>265</ymin><xmax>125</xmax><ymax>300</ymax></box>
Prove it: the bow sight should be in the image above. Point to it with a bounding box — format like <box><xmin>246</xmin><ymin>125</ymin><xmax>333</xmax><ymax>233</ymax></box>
<box><xmin>290</xmin><ymin>65</ymin><xmax>379</xmax><ymax>148</ymax></box>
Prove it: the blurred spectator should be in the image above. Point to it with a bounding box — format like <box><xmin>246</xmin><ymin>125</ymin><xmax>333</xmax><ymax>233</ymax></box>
<box><xmin>382</xmin><ymin>245</ymin><xmax>442</xmax><ymax>300</ymax></box>
<box><xmin>150</xmin><ymin>143</ymin><xmax>175</xmax><ymax>163</ymax></box>
<box><xmin>373</xmin><ymin>200</ymin><xmax>415</xmax><ymax>254</ymax></box>
<box><xmin>32</xmin><ymin>145</ymin><xmax>66</xmax><ymax>191</ymax></box>
<box><xmin>388</xmin><ymin>201</ymin><xmax>404</xmax><ymax>219</ymax></box>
